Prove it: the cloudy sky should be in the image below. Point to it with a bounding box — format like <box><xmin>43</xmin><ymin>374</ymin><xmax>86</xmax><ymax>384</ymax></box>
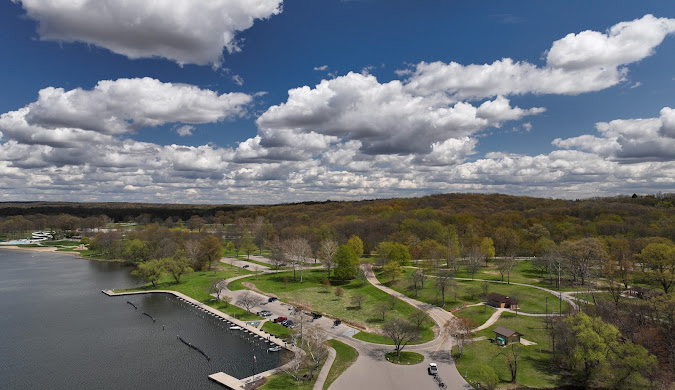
<box><xmin>1</xmin><ymin>1</ymin><xmax>674</xmax><ymax>204</ymax></box>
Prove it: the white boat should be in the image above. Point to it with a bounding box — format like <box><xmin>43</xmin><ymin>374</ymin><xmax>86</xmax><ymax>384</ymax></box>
<box><xmin>267</xmin><ymin>346</ymin><xmax>282</xmax><ymax>352</ymax></box>
<box><xmin>31</xmin><ymin>231</ymin><xmax>54</xmax><ymax>240</ymax></box>
<box><xmin>229</xmin><ymin>325</ymin><xmax>242</xmax><ymax>330</ymax></box>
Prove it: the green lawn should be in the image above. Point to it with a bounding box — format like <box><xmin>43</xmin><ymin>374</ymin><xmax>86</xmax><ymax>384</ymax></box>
<box><xmin>118</xmin><ymin>264</ymin><xmax>252</xmax><ymax>302</ymax></box>
<box><xmin>456</xmin><ymin>313</ymin><xmax>560</xmax><ymax>389</ymax></box>
<box><xmin>227</xmin><ymin>270</ymin><xmax>435</xmax><ymax>338</ymax></box>
<box><xmin>262</xmin><ymin>321</ymin><xmax>292</xmax><ymax>339</ymax></box>
<box><xmin>385</xmin><ymin>351</ymin><xmax>424</xmax><ymax>365</ymax></box>
<box><xmin>323</xmin><ymin>340</ymin><xmax>358</xmax><ymax>390</ymax></box>
<box><xmin>454</xmin><ymin>305</ymin><xmax>496</xmax><ymax>327</ymax></box>
<box><xmin>379</xmin><ymin>269</ymin><xmax>569</xmax><ymax>314</ymax></box>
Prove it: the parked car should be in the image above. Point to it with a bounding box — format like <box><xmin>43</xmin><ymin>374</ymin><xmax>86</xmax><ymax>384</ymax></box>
<box><xmin>428</xmin><ymin>363</ymin><xmax>438</xmax><ymax>375</ymax></box>
<box><xmin>310</xmin><ymin>312</ymin><xmax>322</xmax><ymax>320</ymax></box>
<box><xmin>273</xmin><ymin>316</ymin><xmax>287</xmax><ymax>323</ymax></box>
<box><xmin>256</xmin><ymin>310</ymin><xmax>272</xmax><ymax>317</ymax></box>
<box><xmin>242</xmin><ymin>264</ymin><xmax>250</xmax><ymax>268</ymax></box>
<box><xmin>268</xmin><ymin>296</ymin><xmax>278</xmax><ymax>302</ymax></box>
<box><xmin>281</xmin><ymin>320</ymin><xmax>294</xmax><ymax>327</ymax></box>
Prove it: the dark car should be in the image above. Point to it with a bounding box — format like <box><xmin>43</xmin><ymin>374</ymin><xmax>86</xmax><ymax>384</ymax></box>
<box><xmin>310</xmin><ymin>312</ymin><xmax>322</xmax><ymax>320</ymax></box>
<box><xmin>242</xmin><ymin>264</ymin><xmax>250</xmax><ymax>268</ymax></box>
<box><xmin>273</xmin><ymin>316</ymin><xmax>287</xmax><ymax>323</ymax></box>
<box><xmin>281</xmin><ymin>320</ymin><xmax>294</xmax><ymax>327</ymax></box>
<box><xmin>268</xmin><ymin>296</ymin><xmax>278</xmax><ymax>302</ymax></box>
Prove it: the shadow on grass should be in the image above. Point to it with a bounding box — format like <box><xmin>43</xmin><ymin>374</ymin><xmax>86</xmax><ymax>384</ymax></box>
<box><xmin>366</xmin><ymin>317</ymin><xmax>385</xmax><ymax>324</ymax></box>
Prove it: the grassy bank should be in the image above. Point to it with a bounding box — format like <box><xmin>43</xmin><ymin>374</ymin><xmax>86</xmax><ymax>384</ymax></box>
<box><xmin>323</xmin><ymin>340</ymin><xmax>358</xmax><ymax>390</ymax></box>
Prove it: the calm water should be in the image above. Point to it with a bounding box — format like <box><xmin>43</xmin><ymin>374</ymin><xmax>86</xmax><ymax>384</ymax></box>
<box><xmin>0</xmin><ymin>250</ymin><xmax>282</xmax><ymax>389</ymax></box>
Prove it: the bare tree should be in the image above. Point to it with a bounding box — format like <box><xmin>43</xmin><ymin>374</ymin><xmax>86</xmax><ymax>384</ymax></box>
<box><xmin>409</xmin><ymin>308</ymin><xmax>430</xmax><ymax>329</ymax></box>
<box><xmin>383</xmin><ymin>318</ymin><xmax>421</xmax><ymax>358</ymax></box>
<box><xmin>496</xmin><ymin>257</ymin><xmax>517</xmax><ymax>284</ymax></box>
<box><xmin>435</xmin><ymin>271</ymin><xmax>453</xmax><ymax>307</ymax></box>
<box><xmin>446</xmin><ymin>317</ymin><xmax>475</xmax><ymax>358</ymax></box>
<box><xmin>283</xmin><ymin>237</ymin><xmax>312</xmax><ymax>282</ymax></box>
<box><xmin>268</xmin><ymin>236</ymin><xmax>286</xmax><ymax>270</ymax></box>
<box><xmin>410</xmin><ymin>269</ymin><xmax>425</xmax><ymax>297</ymax></box>
<box><xmin>304</xmin><ymin>326</ymin><xmax>329</xmax><ymax>379</ymax></box>
<box><xmin>356</xmin><ymin>263</ymin><xmax>368</xmax><ymax>286</ymax></box>
<box><xmin>183</xmin><ymin>238</ymin><xmax>200</xmax><ymax>267</ymax></box>
<box><xmin>212</xmin><ymin>279</ymin><xmax>228</xmax><ymax>300</ymax></box>
<box><xmin>493</xmin><ymin>343</ymin><xmax>520</xmax><ymax>383</ymax></box>
<box><xmin>466</xmin><ymin>248</ymin><xmax>482</xmax><ymax>280</ymax></box>
<box><xmin>374</xmin><ymin>301</ymin><xmax>389</xmax><ymax>321</ymax></box>
<box><xmin>319</xmin><ymin>239</ymin><xmax>338</xmax><ymax>276</ymax></box>
<box><xmin>350</xmin><ymin>293</ymin><xmax>367</xmax><ymax>309</ymax></box>
<box><xmin>280</xmin><ymin>332</ymin><xmax>305</xmax><ymax>386</ymax></box>
<box><xmin>236</xmin><ymin>291</ymin><xmax>264</xmax><ymax>313</ymax></box>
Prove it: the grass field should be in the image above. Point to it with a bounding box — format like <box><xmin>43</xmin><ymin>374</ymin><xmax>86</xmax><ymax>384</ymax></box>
<box><xmin>379</xmin><ymin>268</ymin><xmax>569</xmax><ymax>314</ymax></box>
<box><xmin>454</xmin><ymin>305</ymin><xmax>496</xmax><ymax>327</ymax></box>
<box><xmin>323</xmin><ymin>340</ymin><xmax>358</xmax><ymax>390</ymax></box>
<box><xmin>227</xmin><ymin>269</ymin><xmax>435</xmax><ymax>340</ymax></box>
<box><xmin>261</xmin><ymin>321</ymin><xmax>292</xmax><ymax>339</ymax></box>
<box><xmin>456</xmin><ymin>313</ymin><xmax>560</xmax><ymax>389</ymax></box>
<box><xmin>385</xmin><ymin>351</ymin><xmax>424</xmax><ymax>365</ymax></box>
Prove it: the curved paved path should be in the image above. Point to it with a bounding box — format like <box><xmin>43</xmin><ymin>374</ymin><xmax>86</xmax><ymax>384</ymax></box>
<box><xmin>312</xmin><ymin>346</ymin><xmax>336</xmax><ymax>390</ymax></box>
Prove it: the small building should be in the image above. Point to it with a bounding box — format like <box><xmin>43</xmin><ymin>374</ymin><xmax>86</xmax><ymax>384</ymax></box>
<box><xmin>486</xmin><ymin>292</ymin><xmax>519</xmax><ymax>309</ymax></box>
<box><xmin>493</xmin><ymin>326</ymin><xmax>522</xmax><ymax>346</ymax></box>
<box><xmin>626</xmin><ymin>286</ymin><xmax>662</xmax><ymax>300</ymax></box>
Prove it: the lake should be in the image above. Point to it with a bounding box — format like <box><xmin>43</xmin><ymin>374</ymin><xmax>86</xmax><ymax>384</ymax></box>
<box><xmin>0</xmin><ymin>249</ymin><xmax>282</xmax><ymax>389</ymax></box>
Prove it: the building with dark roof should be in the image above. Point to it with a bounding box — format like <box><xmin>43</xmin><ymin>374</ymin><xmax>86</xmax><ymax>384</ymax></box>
<box><xmin>486</xmin><ymin>292</ymin><xmax>519</xmax><ymax>309</ymax></box>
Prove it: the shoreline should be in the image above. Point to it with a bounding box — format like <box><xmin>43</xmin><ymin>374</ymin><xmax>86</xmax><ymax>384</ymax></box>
<box><xmin>0</xmin><ymin>245</ymin><xmax>91</xmax><ymax>259</ymax></box>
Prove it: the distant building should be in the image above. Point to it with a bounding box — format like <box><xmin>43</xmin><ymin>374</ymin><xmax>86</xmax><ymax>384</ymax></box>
<box><xmin>486</xmin><ymin>292</ymin><xmax>519</xmax><ymax>309</ymax></box>
<box><xmin>626</xmin><ymin>286</ymin><xmax>662</xmax><ymax>300</ymax></box>
<box><xmin>493</xmin><ymin>326</ymin><xmax>522</xmax><ymax>345</ymax></box>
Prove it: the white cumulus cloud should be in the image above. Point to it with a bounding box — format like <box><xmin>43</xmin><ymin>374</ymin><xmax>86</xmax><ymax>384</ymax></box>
<box><xmin>14</xmin><ymin>0</ymin><xmax>284</xmax><ymax>66</ymax></box>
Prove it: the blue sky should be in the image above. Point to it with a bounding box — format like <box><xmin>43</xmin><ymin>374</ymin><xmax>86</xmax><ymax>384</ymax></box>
<box><xmin>0</xmin><ymin>0</ymin><xmax>674</xmax><ymax>203</ymax></box>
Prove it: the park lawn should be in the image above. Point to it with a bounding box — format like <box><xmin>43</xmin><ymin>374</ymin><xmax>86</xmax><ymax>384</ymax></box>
<box><xmin>474</xmin><ymin>312</ymin><xmax>550</xmax><ymax>342</ymax></box>
<box><xmin>229</xmin><ymin>270</ymin><xmax>435</xmax><ymax>337</ymax></box>
<box><xmin>260</xmin><ymin>344</ymin><xmax>329</xmax><ymax>390</ymax></box>
<box><xmin>380</xmin><ymin>270</ymin><xmax>569</xmax><ymax>314</ymax></box>
<box><xmin>352</xmin><ymin>324</ymin><xmax>434</xmax><ymax>345</ymax></box>
<box><xmin>119</xmin><ymin>264</ymin><xmax>252</xmax><ymax>302</ymax></box>
<box><xmin>323</xmin><ymin>340</ymin><xmax>359</xmax><ymax>390</ymax></box>
<box><xmin>454</xmin><ymin>305</ymin><xmax>496</xmax><ymax>327</ymax></box>
<box><xmin>385</xmin><ymin>351</ymin><xmax>424</xmax><ymax>365</ymax></box>
<box><xmin>262</xmin><ymin>321</ymin><xmax>292</xmax><ymax>339</ymax></box>
<box><xmin>458</xmin><ymin>313</ymin><xmax>559</xmax><ymax>388</ymax></box>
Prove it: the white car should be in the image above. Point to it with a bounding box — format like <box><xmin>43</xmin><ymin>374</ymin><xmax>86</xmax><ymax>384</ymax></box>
<box><xmin>428</xmin><ymin>362</ymin><xmax>438</xmax><ymax>375</ymax></box>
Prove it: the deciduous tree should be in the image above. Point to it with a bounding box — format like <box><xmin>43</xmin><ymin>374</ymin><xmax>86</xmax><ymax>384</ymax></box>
<box><xmin>333</xmin><ymin>245</ymin><xmax>359</xmax><ymax>280</ymax></box>
<box><xmin>132</xmin><ymin>259</ymin><xmax>165</xmax><ymax>287</ymax></box>
<box><xmin>383</xmin><ymin>318</ymin><xmax>420</xmax><ymax>358</ymax></box>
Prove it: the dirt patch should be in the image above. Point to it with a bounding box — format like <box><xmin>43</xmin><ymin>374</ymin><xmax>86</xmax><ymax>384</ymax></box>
<box><xmin>241</xmin><ymin>282</ymin><xmax>267</xmax><ymax>296</ymax></box>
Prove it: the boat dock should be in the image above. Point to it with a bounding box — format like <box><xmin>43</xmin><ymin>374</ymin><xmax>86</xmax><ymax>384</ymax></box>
<box><xmin>102</xmin><ymin>289</ymin><xmax>296</xmax><ymax>388</ymax></box>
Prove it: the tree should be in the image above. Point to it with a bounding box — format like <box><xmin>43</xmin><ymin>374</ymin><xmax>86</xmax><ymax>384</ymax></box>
<box><xmin>350</xmin><ymin>293</ymin><xmax>367</xmax><ymax>309</ymax></box>
<box><xmin>382</xmin><ymin>318</ymin><xmax>420</xmax><ymax>358</ymax></box>
<box><xmin>553</xmin><ymin>312</ymin><xmax>656</xmax><ymax>388</ymax></box>
<box><xmin>409</xmin><ymin>269</ymin><xmax>425</xmax><ymax>297</ymax></box>
<box><xmin>236</xmin><ymin>291</ymin><xmax>264</xmax><ymax>313</ymax></box>
<box><xmin>196</xmin><ymin>235</ymin><xmax>223</xmax><ymax>271</ymax></box>
<box><xmin>466</xmin><ymin>248</ymin><xmax>482</xmax><ymax>279</ymax></box>
<box><xmin>334</xmin><ymin>287</ymin><xmax>344</xmax><ymax>300</ymax></box>
<box><xmin>303</xmin><ymin>326</ymin><xmax>329</xmax><ymax>379</ymax></box>
<box><xmin>186</xmin><ymin>215</ymin><xmax>205</xmax><ymax>231</ymax></box>
<box><xmin>494</xmin><ymin>343</ymin><xmax>520</xmax><ymax>384</ymax></box>
<box><xmin>409</xmin><ymin>308</ymin><xmax>430</xmax><ymax>329</ymax></box>
<box><xmin>132</xmin><ymin>259</ymin><xmax>164</xmax><ymax>287</ymax></box>
<box><xmin>638</xmin><ymin>242</ymin><xmax>675</xmax><ymax>293</ymax></box>
<box><xmin>280</xmin><ymin>331</ymin><xmax>306</xmax><ymax>386</ymax></box>
<box><xmin>356</xmin><ymin>263</ymin><xmax>368</xmax><ymax>286</ymax></box>
<box><xmin>382</xmin><ymin>261</ymin><xmax>403</xmax><ymax>283</ymax></box>
<box><xmin>493</xmin><ymin>227</ymin><xmax>520</xmax><ymax>257</ymax></box>
<box><xmin>559</xmin><ymin>238</ymin><xmax>608</xmax><ymax>286</ymax></box>
<box><xmin>466</xmin><ymin>285</ymin><xmax>481</xmax><ymax>300</ymax></box>
<box><xmin>333</xmin><ymin>245</ymin><xmax>359</xmax><ymax>280</ymax></box>
<box><xmin>321</xmin><ymin>278</ymin><xmax>331</xmax><ymax>293</ymax></box>
<box><xmin>435</xmin><ymin>271</ymin><xmax>453</xmax><ymax>307</ymax></box>
<box><xmin>346</xmin><ymin>235</ymin><xmax>364</xmax><ymax>257</ymax></box>
<box><xmin>479</xmin><ymin>237</ymin><xmax>495</xmax><ymax>266</ymax></box>
<box><xmin>475</xmin><ymin>364</ymin><xmax>499</xmax><ymax>390</ymax></box>
<box><xmin>240</xmin><ymin>232</ymin><xmax>257</xmax><ymax>259</ymax></box>
<box><xmin>268</xmin><ymin>236</ymin><xmax>285</xmax><ymax>270</ymax></box>
<box><xmin>319</xmin><ymin>239</ymin><xmax>338</xmax><ymax>276</ymax></box>
<box><xmin>283</xmin><ymin>237</ymin><xmax>312</xmax><ymax>282</ymax></box>
<box><xmin>163</xmin><ymin>253</ymin><xmax>193</xmax><ymax>283</ymax></box>
<box><xmin>496</xmin><ymin>257</ymin><xmax>517</xmax><ymax>284</ymax></box>
<box><xmin>374</xmin><ymin>301</ymin><xmax>389</xmax><ymax>321</ymax></box>
<box><xmin>446</xmin><ymin>316</ymin><xmax>475</xmax><ymax>358</ymax></box>
<box><xmin>122</xmin><ymin>239</ymin><xmax>150</xmax><ymax>262</ymax></box>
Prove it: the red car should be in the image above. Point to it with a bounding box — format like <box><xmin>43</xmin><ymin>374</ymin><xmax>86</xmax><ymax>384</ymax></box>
<box><xmin>273</xmin><ymin>316</ymin><xmax>287</xmax><ymax>323</ymax></box>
